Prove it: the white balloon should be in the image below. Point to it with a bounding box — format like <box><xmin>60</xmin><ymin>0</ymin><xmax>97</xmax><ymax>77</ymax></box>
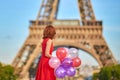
<box><xmin>67</xmin><ymin>48</ymin><xmax>78</xmax><ymax>59</ymax></box>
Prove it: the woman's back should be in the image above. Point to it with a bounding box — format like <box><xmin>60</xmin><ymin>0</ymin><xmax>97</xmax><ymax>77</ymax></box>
<box><xmin>41</xmin><ymin>38</ymin><xmax>53</xmax><ymax>58</ymax></box>
<box><xmin>35</xmin><ymin>38</ymin><xmax>56</xmax><ymax>80</ymax></box>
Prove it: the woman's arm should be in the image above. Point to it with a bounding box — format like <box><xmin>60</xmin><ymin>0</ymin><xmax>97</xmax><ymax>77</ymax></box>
<box><xmin>45</xmin><ymin>39</ymin><xmax>52</xmax><ymax>58</ymax></box>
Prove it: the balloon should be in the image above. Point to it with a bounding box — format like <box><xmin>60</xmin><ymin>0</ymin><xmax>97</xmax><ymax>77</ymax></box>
<box><xmin>67</xmin><ymin>48</ymin><xmax>78</xmax><ymax>59</ymax></box>
<box><xmin>64</xmin><ymin>47</ymin><xmax>69</xmax><ymax>53</ymax></box>
<box><xmin>55</xmin><ymin>65</ymin><xmax>66</xmax><ymax>78</ymax></box>
<box><xmin>72</xmin><ymin>57</ymin><xmax>81</xmax><ymax>67</ymax></box>
<box><xmin>62</xmin><ymin>58</ymin><xmax>73</xmax><ymax>68</ymax></box>
<box><xmin>49</xmin><ymin>57</ymin><xmax>61</xmax><ymax>68</ymax></box>
<box><xmin>66</xmin><ymin>67</ymin><xmax>76</xmax><ymax>77</ymax></box>
<box><xmin>56</xmin><ymin>48</ymin><xmax>67</xmax><ymax>61</ymax></box>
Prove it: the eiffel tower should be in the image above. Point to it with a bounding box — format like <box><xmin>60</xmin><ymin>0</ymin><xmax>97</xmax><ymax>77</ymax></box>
<box><xmin>12</xmin><ymin>0</ymin><xmax>117</xmax><ymax>80</ymax></box>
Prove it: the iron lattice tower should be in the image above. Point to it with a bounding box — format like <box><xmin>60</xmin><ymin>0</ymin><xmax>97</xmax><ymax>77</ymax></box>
<box><xmin>12</xmin><ymin>0</ymin><xmax>117</xmax><ymax>80</ymax></box>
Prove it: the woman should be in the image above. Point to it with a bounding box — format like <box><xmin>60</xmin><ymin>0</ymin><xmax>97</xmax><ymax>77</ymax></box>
<box><xmin>35</xmin><ymin>25</ymin><xmax>56</xmax><ymax>80</ymax></box>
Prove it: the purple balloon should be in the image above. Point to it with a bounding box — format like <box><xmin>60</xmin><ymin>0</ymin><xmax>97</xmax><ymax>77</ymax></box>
<box><xmin>62</xmin><ymin>58</ymin><xmax>73</xmax><ymax>68</ymax></box>
<box><xmin>55</xmin><ymin>65</ymin><xmax>66</xmax><ymax>78</ymax></box>
<box><xmin>66</xmin><ymin>67</ymin><xmax>76</xmax><ymax>77</ymax></box>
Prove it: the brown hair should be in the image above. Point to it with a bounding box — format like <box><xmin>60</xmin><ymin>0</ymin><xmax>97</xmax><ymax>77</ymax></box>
<box><xmin>43</xmin><ymin>25</ymin><xmax>56</xmax><ymax>39</ymax></box>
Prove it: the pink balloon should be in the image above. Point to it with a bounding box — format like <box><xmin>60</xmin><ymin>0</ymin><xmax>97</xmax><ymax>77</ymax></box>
<box><xmin>72</xmin><ymin>57</ymin><xmax>81</xmax><ymax>67</ymax></box>
<box><xmin>64</xmin><ymin>47</ymin><xmax>69</xmax><ymax>53</ymax></box>
<box><xmin>49</xmin><ymin>57</ymin><xmax>61</xmax><ymax>68</ymax></box>
<box><xmin>56</xmin><ymin>48</ymin><xmax>67</xmax><ymax>61</ymax></box>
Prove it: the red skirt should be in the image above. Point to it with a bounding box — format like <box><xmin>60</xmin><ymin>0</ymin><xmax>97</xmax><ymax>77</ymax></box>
<box><xmin>35</xmin><ymin>57</ymin><xmax>56</xmax><ymax>80</ymax></box>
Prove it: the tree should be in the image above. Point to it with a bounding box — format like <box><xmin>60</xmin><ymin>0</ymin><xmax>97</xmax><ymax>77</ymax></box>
<box><xmin>93</xmin><ymin>64</ymin><xmax>120</xmax><ymax>80</ymax></box>
<box><xmin>93</xmin><ymin>73</ymin><xmax>99</xmax><ymax>80</ymax></box>
<box><xmin>0</xmin><ymin>62</ymin><xmax>17</xmax><ymax>80</ymax></box>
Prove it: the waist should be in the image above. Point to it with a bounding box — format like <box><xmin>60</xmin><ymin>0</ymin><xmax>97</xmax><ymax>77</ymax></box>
<box><xmin>41</xmin><ymin>56</ymin><xmax>50</xmax><ymax>60</ymax></box>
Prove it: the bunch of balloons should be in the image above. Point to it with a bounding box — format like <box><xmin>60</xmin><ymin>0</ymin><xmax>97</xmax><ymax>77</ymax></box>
<box><xmin>49</xmin><ymin>47</ymin><xmax>81</xmax><ymax>78</ymax></box>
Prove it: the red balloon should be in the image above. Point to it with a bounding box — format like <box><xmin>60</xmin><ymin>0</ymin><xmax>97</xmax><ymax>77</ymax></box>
<box><xmin>56</xmin><ymin>48</ymin><xmax>67</xmax><ymax>61</ymax></box>
<box><xmin>72</xmin><ymin>57</ymin><xmax>81</xmax><ymax>67</ymax></box>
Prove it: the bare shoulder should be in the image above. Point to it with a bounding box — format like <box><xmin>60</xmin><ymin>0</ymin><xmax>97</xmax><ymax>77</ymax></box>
<box><xmin>47</xmin><ymin>39</ymin><xmax>53</xmax><ymax>44</ymax></box>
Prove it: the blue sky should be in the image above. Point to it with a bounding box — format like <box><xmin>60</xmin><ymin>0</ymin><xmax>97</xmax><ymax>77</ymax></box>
<box><xmin>0</xmin><ymin>0</ymin><xmax>120</xmax><ymax>65</ymax></box>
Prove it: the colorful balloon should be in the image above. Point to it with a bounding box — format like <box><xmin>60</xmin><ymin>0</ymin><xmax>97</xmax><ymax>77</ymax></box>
<box><xmin>49</xmin><ymin>57</ymin><xmax>61</xmax><ymax>68</ymax></box>
<box><xmin>72</xmin><ymin>57</ymin><xmax>81</xmax><ymax>67</ymax></box>
<box><xmin>66</xmin><ymin>67</ymin><xmax>76</xmax><ymax>77</ymax></box>
<box><xmin>67</xmin><ymin>48</ymin><xmax>78</xmax><ymax>59</ymax></box>
<box><xmin>64</xmin><ymin>47</ymin><xmax>69</xmax><ymax>53</ymax></box>
<box><xmin>56</xmin><ymin>48</ymin><xmax>67</xmax><ymax>61</ymax></box>
<box><xmin>62</xmin><ymin>58</ymin><xmax>73</xmax><ymax>68</ymax></box>
<box><xmin>55</xmin><ymin>65</ymin><xmax>66</xmax><ymax>78</ymax></box>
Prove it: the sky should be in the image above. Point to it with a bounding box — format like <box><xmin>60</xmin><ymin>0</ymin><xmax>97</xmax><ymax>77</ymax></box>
<box><xmin>0</xmin><ymin>0</ymin><xmax>120</xmax><ymax>65</ymax></box>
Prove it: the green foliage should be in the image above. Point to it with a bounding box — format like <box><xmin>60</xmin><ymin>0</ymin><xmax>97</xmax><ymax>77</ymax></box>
<box><xmin>0</xmin><ymin>62</ymin><xmax>17</xmax><ymax>80</ymax></box>
<box><xmin>93</xmin><ymin>73</ymin><xmax>99</xmax><ymax>80</ymax></box>
<box><xmin>93</xmin><ymin>64</ymin><xmax>120</xmax><ymax>80</ymax></box>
